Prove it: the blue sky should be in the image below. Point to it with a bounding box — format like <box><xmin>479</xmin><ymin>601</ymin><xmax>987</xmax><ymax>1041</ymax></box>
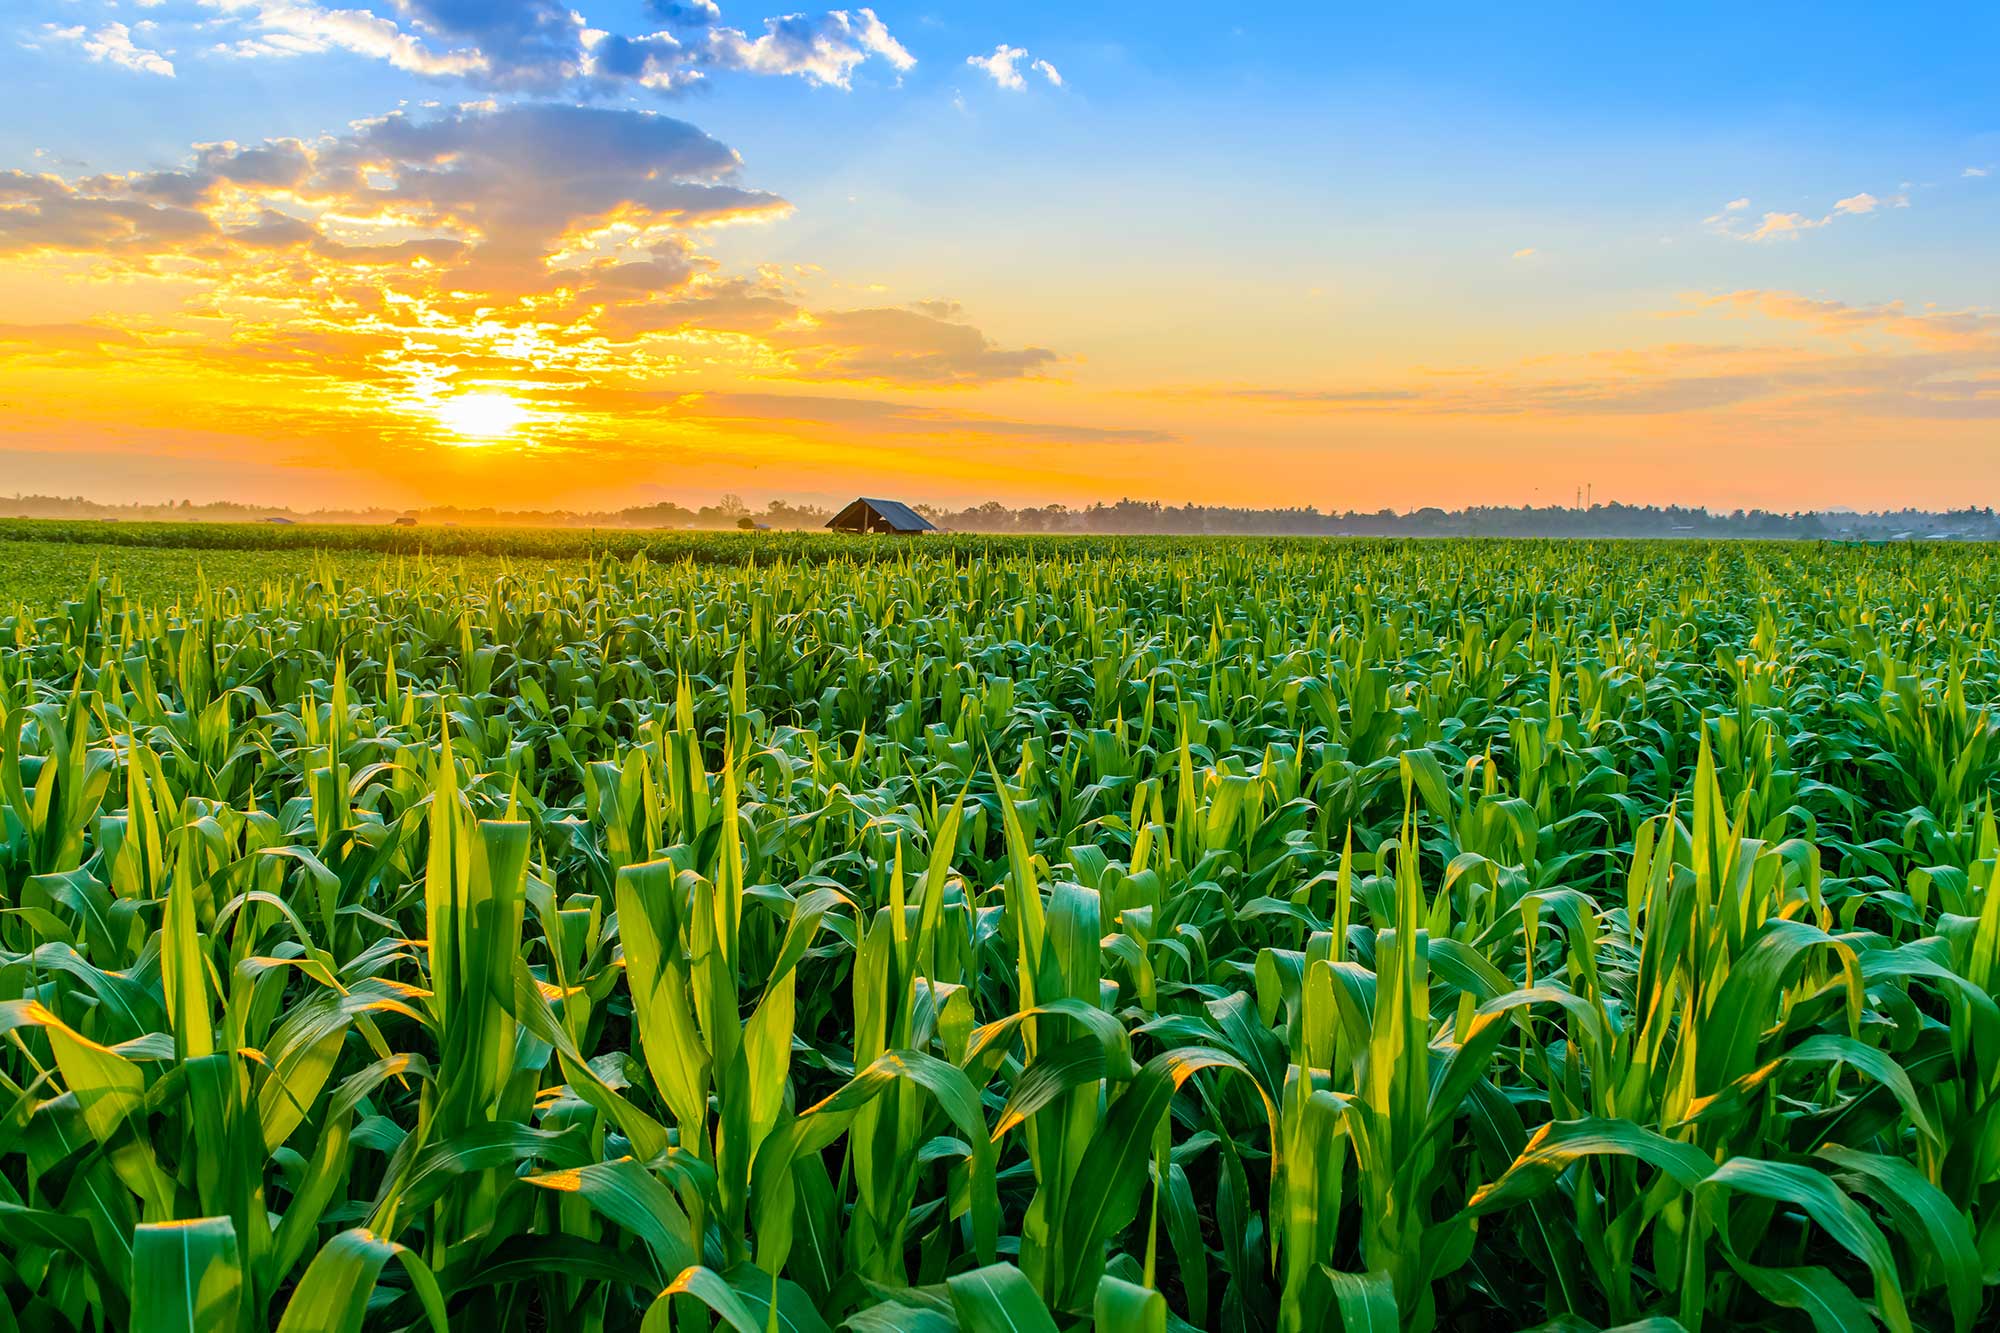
<box><xmin>1</xmin><ymin>2</ymin><xmax>1995</xmax><ymax>509</ymax></box>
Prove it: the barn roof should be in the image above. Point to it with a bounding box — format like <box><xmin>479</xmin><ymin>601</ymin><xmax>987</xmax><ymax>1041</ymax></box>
<box><xmin>860</xmin><ymin>498</ymin><xmax>935</xmax><ymax>530</ymax></box>
<box><xmin>828</xmin><ymin>497</ymin><xmax>937</xmax><ymax>533</ymax></box>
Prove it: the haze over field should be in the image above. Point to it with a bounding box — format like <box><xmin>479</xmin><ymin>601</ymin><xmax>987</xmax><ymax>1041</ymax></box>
<box><xmin>1</xmin><ymin>2</ymin><xmax>1995</xmax><ymax>512</ymax></box>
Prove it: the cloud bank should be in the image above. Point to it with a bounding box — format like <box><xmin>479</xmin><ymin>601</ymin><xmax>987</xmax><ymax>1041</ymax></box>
<box><xmin>0</xmin><ymin>99</ymin><xmax>1085</xmax><ymax>494</ymax></box>
<box><xmin>194</xmin><ymin>0</ymin><xmax>913</xmax><ymax>93</ymax></box>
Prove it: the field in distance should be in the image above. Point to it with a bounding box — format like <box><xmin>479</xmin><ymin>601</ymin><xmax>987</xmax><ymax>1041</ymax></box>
<box><xmin>1</xmin><ymin>529</ymin><xmax>1995</xmax><ymax>1331</ymax></box>
<box><xmin>0</xmin><ymin>518</ymin><xmax>1329</xmax><ymax>606</ymax></box>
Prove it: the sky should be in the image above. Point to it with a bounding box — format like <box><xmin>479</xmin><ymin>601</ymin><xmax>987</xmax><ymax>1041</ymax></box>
<box><xmin>1</xmin><ymin>2</ymin><xmax>1996</xmax><ymax>514</ymax></box>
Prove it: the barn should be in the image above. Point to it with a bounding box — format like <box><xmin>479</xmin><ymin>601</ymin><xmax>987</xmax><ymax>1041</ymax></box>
<box><xmin>825</xmin><ymin>497</ymin><xmax>937</xmax><ymax>535</ymax></box>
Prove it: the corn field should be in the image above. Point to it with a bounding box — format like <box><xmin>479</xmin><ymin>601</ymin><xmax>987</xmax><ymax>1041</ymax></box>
<box><xmin>3</xmin><ymin>536</ymin><xmax>1999</xmax><ymax>1332</ymax></box>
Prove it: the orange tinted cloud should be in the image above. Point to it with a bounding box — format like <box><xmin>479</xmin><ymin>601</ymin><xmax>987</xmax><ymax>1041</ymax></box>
<box><xmin>1180</xmin><ymin>292</ymin><xmax>1998</xmax><ymax>423</ymax></box>
<box><xmin>0</xmin><ymin>100</ymin><xmax>1089</xmax><ymax>501</ymax></box>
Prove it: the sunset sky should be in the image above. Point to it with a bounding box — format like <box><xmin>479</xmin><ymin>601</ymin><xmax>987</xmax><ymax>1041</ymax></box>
<box><xmin>2</xmin><ymin>2</ymin><xmax>1996</xmax><ymax>512</ymax></box>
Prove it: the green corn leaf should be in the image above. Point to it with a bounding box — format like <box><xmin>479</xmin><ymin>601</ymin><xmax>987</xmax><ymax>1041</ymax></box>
<box><xmin>1816</xmin><ymin>1146</ymin><xmax>1978</xmax><ymax>1333</ymax></box>
<box><xmin>523</xmin><ymin>1157</ymin><xmax>699</xmax><ymax>1283</ymax></box>
<box><xmin>131</xmin><ymin>1218</ymin><xmax>243</xmax><ymax>1333</ymax></box>
<box><xmin>640</xmin><ymin>1266</ymin><xmax>763</xmax><ymax>1333</ymax></box>
<box><xmin>1698</xmin><ymin>1158</ymin><xmax>1910</xmax><ymax>1333</ymax></box>
<box><xmin>1093</xmin><ymin>1274</ymin><xmax>1167</xmax><ymax>1333</ymax></box>
<box><xmin>1322</xmin><ymin>1269</ymin><xmax>1397</xmax><ymax>1333</ymax></box>
<box><xmin>1466</xmin><ymin>1118</ymin><xmax>1715</xmax><ymax>1217</ymax></box>
<box><xmin>947</xmin><ymin>1262</ymin><xmax>1061</xmax><ymax>1333</ymax></box>
<box><xmin>273</xmin><ymin>1228</ymin><xmax>449</xmax><ymax>1333</ymax></box>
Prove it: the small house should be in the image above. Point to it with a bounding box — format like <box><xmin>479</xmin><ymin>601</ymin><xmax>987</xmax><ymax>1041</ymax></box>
<box><xmin>826</xmin><ymin>497</ymin><xmax>937</xmax><ymax>535</ymax></box>
<box><xmin>393</xmin><ymin>515</ymin><xmax>419</xmax><ymax>527</ymax></box>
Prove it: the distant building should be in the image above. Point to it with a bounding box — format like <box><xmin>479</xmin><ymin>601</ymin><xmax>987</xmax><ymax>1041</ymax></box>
<box><xmin>393</xmin><ymin>515</ymin><xmax>419</xmax><ymax>527</ymax></box>
<box><xmin>826</xmin><ymin>497</ymin><xmax>938</xmax><ymax>535</ymax></box>
<box><xmin>262</xmin><ymin>516</ymin><xmax>295</xmax><ymax>525</ymax></box>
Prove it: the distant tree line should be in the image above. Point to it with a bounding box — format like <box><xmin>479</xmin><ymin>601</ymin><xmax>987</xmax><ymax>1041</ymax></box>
<box><xmin>8</xmin><ymin>492</ymin><xmax>1998</xmax><ymax>541</ymax></box>
<box><xmin>918</xmin><ymin>500</ymin><xmax>2000</xmax><ymax>541</ymax></box>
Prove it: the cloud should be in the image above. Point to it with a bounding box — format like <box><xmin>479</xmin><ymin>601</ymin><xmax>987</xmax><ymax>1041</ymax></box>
<box><xmin>706</xmin><ymin>9</ymin><xmax>915</xmax><ymax>88</ymax></box>
<box><xmin>196</xmin><ymin>0</ymin><xmax>913</xmax><ymax>93</ymax></box>
<box><xmin>0</xmin><ymin>170</ymin><xmax>218</xmax><ymax>254</ymax></box>
<box><xmin>205</xmin><ymin>1</ymin><xmax>486</xmax><ymax>76</ymax></box>
<box><xmin>1832</xmin><ymin>191</ymin><xmax>1909</xmax><ymax>215</ymax></box>
<box><xmin>392</xmin><ymin>0</ymin><xmax>586</xmax><ymax>90</ymax></box>
<box><xmin>7</xmin><ymin>101</ymin><xmax>776</xmax><ymax>268</ymax></box>
<box><xmin>1745</xmin><ymin>210</ymin><xmax>1825</xmax><ymax>241</ymax></box>
<box><xmin>664</xmin><ymin>392</ymin><xmax>1169</xmax><ymax>445</ymax></box>
<box><xmin>1967</xmin><ymin>167</ymin><xmax>1991</xmax><ymax>179</ymax></box>
<box><xmin>648</xmin><ymin>0</ymin><xmax>723</xmax><ymax>26</ymax></box>
<box><xmin>0</xmin><ymin>98</ymin><xmax>1065</xmax><ymax>487</ymax></box>
<box><xmin>612</xmin><ymin>283</ymin><xmax>1061</xmax><ymax>382</ymax></box>
<box><xmin>1222</xmin><ymin>388</ymin><xmax>1424</xmax><ymax>407</ymax></box>
<box><xmin>338</xmin><ymin>103</ymin><xmax>779</xmax><ymax>260</ymax></box>
<box><xmin>579</xmin><ymin>30</ymin><xmax>697</xmax><ymax>92</ymax></box>
<box><xmin>43</xmin><ymin>21</ymin><xmax>176</xmax><ymax>77</ymax></box>
<box><xmin>0</xmin><ymin>101</ymin><xmax>781</xmax><ymax>347</ymax></box>
<box><xmin>0</xmin><ymin>321</ymin><xmax>143</xmax><ymax>355</ymax></box>
<box><xmin>964</xmin><ymin>44</ymin><xmax>1061</xmax><ymax>90</ymax></box>
<box><xmin>780</xmin><ymin>305</ymin><xmax>1060</xmax><ymax>382</ymax></box>
<box><xmin>1186</xmin><ymin>291</ymin><xmax>2000</xmax><ymax>425</ymax></box>
<box><xmin>1707</xmin><ymin>184</ymin><xmax>1914</xmax><ymax>241</ymax></box>
<box><xmin>1700</xmin><ymin>289</ymin><xmax>1999</xmax><ymax>351</ymax></box>
<box><xmin>967</xmin><ymin>44</ymin><xmax>1029</xmax><ymax>90</ymax></box>
<box><xmin>1511</xmin><ymin>247</ymin><xmax>1536</xmax><ymax>259</ymax></box>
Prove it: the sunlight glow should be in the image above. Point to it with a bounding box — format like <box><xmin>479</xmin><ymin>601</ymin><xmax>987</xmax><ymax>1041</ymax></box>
<box><xmin>431</xmin><ymin>391</ymin><xmax>533</xmax><ymax>442</ymax></box>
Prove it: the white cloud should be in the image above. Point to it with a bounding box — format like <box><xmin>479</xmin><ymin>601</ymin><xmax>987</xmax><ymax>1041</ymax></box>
<box><xmin>707</xmin><ymin>9</ymin><xmax>914</xmax><ymax>88</ymax></box>
<box><xmin>847</xmin><ymin>10</ymin><xmax>914</xmax><ymax>70</ymax></box>
<box><xmin>45</xmin><ymin>21</ymin><xmax>177</xmax><ymax>77</ymax></box>
<box><xmin>1967</xmin><ymin>167</ymin><xmax>1991</xmax><ymax>179</ymax></box>
<box><xmin>1833</xmin><ymin>192</ymin><xmax>1879</xmax><ymax>215</ymax></box>
<box><xmin>967</xmin><ymin>43</ymin><xmax>1028</xmax><ymax>90</ymax></box>
<box><xmin>966</xmin><ymin>44</ymin><xmax>1063</xmax><ymax>90</ymax></box>
<box><xmin>203</xmin><ymin>1</ymin><xmax>486</xmax><ymax>77</ymax></box>
<box><xmin>1725</xmin><ymin>197</ymin><xmax>1751</xmax><ymax>211</ymax></box>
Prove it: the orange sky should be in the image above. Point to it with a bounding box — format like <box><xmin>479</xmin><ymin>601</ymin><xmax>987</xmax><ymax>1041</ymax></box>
<box><xmin>3</xmin><ymin>7</ymin><xmax>1997</xmax><ymax>512</ymax></box>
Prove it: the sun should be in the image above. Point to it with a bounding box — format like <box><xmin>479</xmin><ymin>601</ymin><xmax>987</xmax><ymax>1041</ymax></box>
<box><xmin>431</xmin><ymin>391</ymin><xmax>533</xmax><ymax>442</ymax></box>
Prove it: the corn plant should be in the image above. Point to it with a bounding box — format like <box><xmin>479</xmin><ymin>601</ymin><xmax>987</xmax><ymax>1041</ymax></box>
<box><xmin>1</xmin><ymin>535</ymin><xmax>1997</xmax><ymax>1331</ymax></box>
